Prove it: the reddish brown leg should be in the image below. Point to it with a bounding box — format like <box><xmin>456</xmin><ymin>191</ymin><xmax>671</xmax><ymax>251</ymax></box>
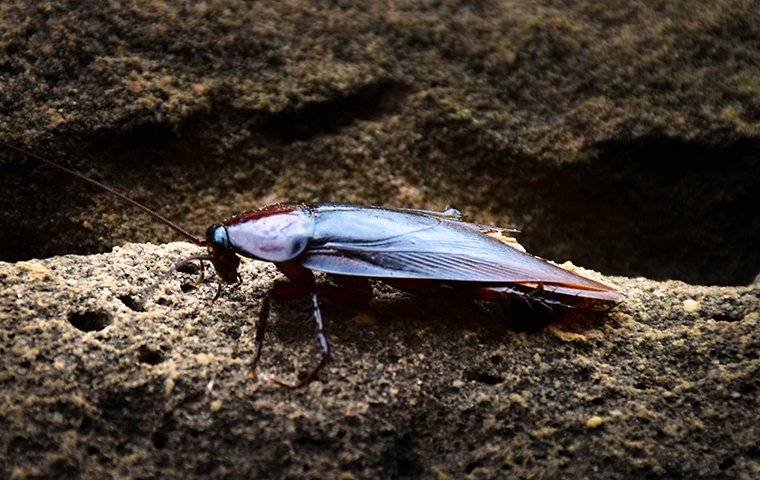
<box><xmin>212</xmin><ymin>282</ymin><xmax>223</xmax><ymax>302</ymax></box>
<box><xmin>272</xmin><ymin>290</ymin><xmax>331</xmax><ymax>390</ymax></box>
<box><xmin>140</xmin><ymin>254</ymin><xmax>213</xmax><ymax>305</ymax></box>
<box><xmin>196</xmin><ymin>259</ymin><xmax>206</xmax><ymax>285</ymax></box>
<box><xmin>251</xmin><ymin>262</ymin><xmax>333</xmax><ymax>389</ymax></box>
<box><xmin>473</xmin><ymin>284</ymin><xmax>561</xmax><ymax>311</ymax></box>
<box><xmin>212</xmin><ymin>272</ymin><xmax>244</xmax><ymax>302</ymax></box>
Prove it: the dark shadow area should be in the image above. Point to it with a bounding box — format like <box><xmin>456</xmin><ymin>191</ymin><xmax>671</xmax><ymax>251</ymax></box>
<box><xmin>255</xmin><ymin>80</ymin><xmax>411</xmax><ymax>142</ymax></box>
<box><xmin>519</xmin><ymin>137</ymin><xmax>760</xmax><ymax>286</ymax></box>
<box><xmin>68</xmin><ymin>310</ymin><xmax>111</xmax><ymax>332</ymax></box>
<box><xmin>0</xmin><ymin>117</ymin><xmax>223</xmax><ymax>262</ymax></box>
<box><xmin>137</xmin><ymin>345</ymin><xmax>166</xmax><ymax>365</ymax></box>
<box><xmin>90</xmin><ymin>121</ymin><xmax>179</xmax><ymax>150</ymax></box>
<box><xmin>2</xmin><ymin>129</ymin><xmax>757</xmax><ymax>288</ymax></box>
<box><xmin>118</xmin><ymin>295</ymin><xmax>145</xmax><ymax>312</ymax></box>
<box><xmin>0</xmin><ymin>81</ymin><xmax>411</xmax><ymax>262</ymax></box>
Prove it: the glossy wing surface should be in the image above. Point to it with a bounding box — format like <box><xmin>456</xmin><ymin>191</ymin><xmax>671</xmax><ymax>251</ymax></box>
<box><xmin>300</xmin><ymin>205</ymin><xmax>615</xmax><ymax>292</ymax></box>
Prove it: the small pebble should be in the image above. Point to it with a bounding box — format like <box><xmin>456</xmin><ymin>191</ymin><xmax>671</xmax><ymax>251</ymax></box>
<box><xmin>196</xmin><ymin>353</ymin><xmax>213</xmax><ymax>365</ymax></box>
<box><xmin>164</xmin><ymin>378</ymin><xmax>175</xmax><ymax>395</ymax></box>
<box><xmin>683</xmin><ymin>299</ymin><xmax>700</xmax><ymax>313</ymax></box>
<box><xmin>586</xmin><ymin>416</ymin><xmax>605</xmax><ymax>429</ymax></box>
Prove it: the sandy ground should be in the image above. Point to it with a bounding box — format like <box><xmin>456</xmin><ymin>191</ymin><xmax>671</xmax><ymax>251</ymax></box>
<box><xmin>1</xmin><ymin>242</ymin><xmax>758</xmax><ymax>478</ymax></box>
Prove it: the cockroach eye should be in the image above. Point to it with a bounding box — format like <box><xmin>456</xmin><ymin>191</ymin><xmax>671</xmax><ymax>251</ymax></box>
<box><xmin>206</xmin><ymin>224</ymin><xmax>230</xmax><ymax>249</ymax></box>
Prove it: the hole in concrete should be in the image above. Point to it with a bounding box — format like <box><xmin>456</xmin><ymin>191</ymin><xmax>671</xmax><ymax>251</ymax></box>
<box><xmin>68</xmin><ymin>310</ymin><xmax>111</xmax><ymax>332</ymax></box>
<box><xmin>719</xmin><ymin>457</ymin><xmax>735</xmax><ymax>470</ymax></box>
<box><xmin>737</xmin><ymin>381</ymin><xmax>756</xmax><ymax>396</ymax></box>
<box><xmin>49</xmin><ymin>457</ymin><xmax>79</xmax><ymax>478</ymax></box>
<box><xmin>713</xmin><ymin>313</ymin><xmax>741</xmax><ymax>322</ymax></box>
<box><xmin>224</xmin><ymin>326</ymin><xmax>242</xmax><ymax>340</ymax></box>
<box><xmin>180</xmin><ymin>282</ymin><xmax>197</xmax><ymax>293</ymax></box>
<box><xmin>118</xmin><ymin>295</ymin><xmax>145</xmax><ymax>312</ymax></box>
<box><xmin>379</xmin><ymin>432</ymin><xmax>423</xmax><ymax>478</ymax></box>
<box><xmin>176</xmin><ymin>262</ymin><xmax>200</xmax><ymax>275</ymax></box>
<box><xmin>152</xmin><ymin>430</ymin><xmax>169</xmax><ymax>450</ymax></box>
<box><xmin>78</xmin><ymin>416</ymin><xmax>94</xmax><ymax>433</ymax></box>
<box><xmin>746</xmin><ymin>445</ymin><xmax>760</xmax><ymax>459</ymax></box>
<box><xmin>137</xmin><ymin>345</ymin><xmax>165</xmax><ymax>365</ymax></box>
<box><xmin>465</xmin><ymin>460</ymin><xmax>481</xmax><ymax>474</ymax></box>
<box><xmin>151</xmin><ymin>412</ymin><xmax>175</xmax><ymax>450</ymax></box>
<box><xmin>464</xmin><ymin>370</ymin><xmax>504</xmax><ymax>385</ymax></box>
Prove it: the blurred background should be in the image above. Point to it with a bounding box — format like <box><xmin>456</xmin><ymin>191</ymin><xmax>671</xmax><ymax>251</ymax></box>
<box><xmin>1</xmin><ymin>0</ymin><xmax>758</xmax><ymax>285</ymax></box>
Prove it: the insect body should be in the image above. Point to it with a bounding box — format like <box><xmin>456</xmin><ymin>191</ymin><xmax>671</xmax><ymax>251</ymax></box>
<box><xmin>4</xmin><ymin>143</ymin><xmax>623</xmax><ymax>389</ymax></box>
<box><xmin>204</xmin><ymin>202</ymin><xmax>622</xmax><ymax>387</ymax></box>
<box><xmin>210</xmin><ymin>203</ymin><xmax>621</xmax><ymax>302</ymax></box>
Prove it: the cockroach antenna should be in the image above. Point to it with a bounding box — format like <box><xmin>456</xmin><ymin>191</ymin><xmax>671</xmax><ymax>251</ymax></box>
<box><xmin>0</xmin><ymin>141</ymin><xmax>206</xmax><ymax>246</ymax></box>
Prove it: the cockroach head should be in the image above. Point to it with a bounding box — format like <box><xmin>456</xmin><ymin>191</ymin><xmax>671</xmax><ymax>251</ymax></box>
<box><xmin>205</xmin><ymin>224</ymin><xmax>240</xmax><ymax>284</ymax></box>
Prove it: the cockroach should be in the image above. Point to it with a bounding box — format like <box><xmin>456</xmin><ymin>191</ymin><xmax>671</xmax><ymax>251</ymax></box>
<box><xmin>3</xmin><ymin>143</ymin><xmax>623</xmax><ymax>389</ymax></box>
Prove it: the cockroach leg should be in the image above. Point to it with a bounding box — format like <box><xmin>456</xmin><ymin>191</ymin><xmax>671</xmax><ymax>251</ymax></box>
<box><xmin>212</xmin><ymin>282</ymin><xmax>224</xmax><ymax>302</ymax></box>
<box><xmin>474</xmin><ymin>285</ymin><xmax>563</xmax><ymax>312</ymax></box>
<box><xmin>524</xmin><ymin>295</ymin><xmax>555</xmax><ymax>313</ymax></box>
<box><xmin>273</xmin><ymin>290</ymin><xmax>332</xmax><ymax>390</ymax></box>
<box><xmin>602</xmin><ymin>299</ymin><xmax>626</xmax><ymax>314</ymax></box>
<box><xmin>497</xmin><ymin>283</ymin><xmax>557</xmax><ymax>312</ymax></box>
<box><xmin>210</xmin><ymin>270</ymin><xmax>244</xmax><ymax>303</ymax></box>
<box><xmin>140</xmin><ymin>254</ymin><xmax>214</xmax><ymax>305</ymax></box>
<box><xmin>195</xmin><ymin>260</ymin><xmax>206</xmax><ymax>285</ymax></box>
<box><xmin>522</xmin><ymin>283</ymin><xmax>555</xmax><ymax>312</ymax></box>
<box><xmin>266</xmin><ymin>263</ymin><xmax>333</xmax><ymax>389</ymax></box>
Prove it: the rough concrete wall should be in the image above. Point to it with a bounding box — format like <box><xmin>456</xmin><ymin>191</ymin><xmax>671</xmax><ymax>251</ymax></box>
<box><xmin>1</xmin><ymin>0</ymin><xmax>758</xmax><ymax>284</ymax></box>
<box><xmin>1</xmin><ymin>243</ymin><xmax>758</xmax><ymax>479</ymax></box>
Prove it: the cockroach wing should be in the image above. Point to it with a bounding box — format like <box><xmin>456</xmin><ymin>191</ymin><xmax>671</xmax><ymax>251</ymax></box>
<box><xmin>300</xmin><ymin>205</ymin><xmax>620</xmax><ymax>297</ymax></box>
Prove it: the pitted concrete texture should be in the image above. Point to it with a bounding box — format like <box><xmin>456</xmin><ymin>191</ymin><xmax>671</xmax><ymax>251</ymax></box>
<box><xmin>1</xmin><ymin>242</ymin><xmax>757</xmax><ymax>478</ymax></box>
